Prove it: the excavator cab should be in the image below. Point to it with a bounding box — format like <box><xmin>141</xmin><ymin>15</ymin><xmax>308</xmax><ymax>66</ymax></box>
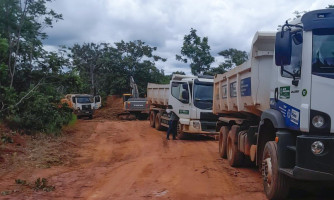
<box><xmin>117</xmin><ymin>77</ymin><xmax>149</xmax><ymax>120</ymax></box>
<box><xmin>122</xmin><ymin>94</ymin><xmax>132</xmax><ymax>103</ymax></box>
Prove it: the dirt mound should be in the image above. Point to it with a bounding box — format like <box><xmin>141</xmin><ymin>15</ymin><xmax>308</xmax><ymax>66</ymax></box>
<box><xmin>94</xmin><ymin>95</ymin><xmax>124</xmax><ymax>120</ymax></box>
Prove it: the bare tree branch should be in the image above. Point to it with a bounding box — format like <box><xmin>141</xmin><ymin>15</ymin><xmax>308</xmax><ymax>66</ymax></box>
<box><xmin>0</xmin><ymin>78</ymin><xmax>44</xmax><ymax>113</ymax></box>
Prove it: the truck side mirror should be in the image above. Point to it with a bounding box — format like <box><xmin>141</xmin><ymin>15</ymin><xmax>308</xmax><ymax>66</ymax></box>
<box><xmin>275</xmin><ymin>30</ymin><xmax>292</xmax><ymax>66</ymax></box>
<box><xmin>95</xmin><ymin>96</ymin><xmax>101</xmax><ymax>103</ymax></box>
<box><xmin>181</xmin><ymin>90</ymin><xmax>189</xmax><ymax>103</ymax></box>
<box><xmin>72</xmin><ymin>97</ymin><xmax>76</xmax><ymax>103</ymax></box>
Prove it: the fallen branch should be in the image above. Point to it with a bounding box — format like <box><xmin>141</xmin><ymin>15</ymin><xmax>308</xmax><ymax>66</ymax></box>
<box><xmin>0</xmin><ymin>78</ymin><xmax>44</xmax><ymax>113</ymax></box>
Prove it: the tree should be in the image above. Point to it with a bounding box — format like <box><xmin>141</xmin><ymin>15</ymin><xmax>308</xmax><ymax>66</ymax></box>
<box><xmin>70</xmin><ymin>43</ymin><xmax>107</xmax><ymax>95</ymax></box>
<box><xmin>172</xmin><ymin>71</ymin><xmax>185</xmax><ymax>75</ymax></box>
<box><xmin>176</xmin><ymin>28</ymin><xmax>214</xmax><ymax>75</ymax></box>
<box><xmin>0</xmin><ymin>0</ymin><xmax>63</xmax><ymax>89</ymax></box>
<box><xmin>206</xmin><ymin>48</ymin><xmax>247</xmax><ymax>75</ymax></box>
<box><xmin>108</xmin><ymin>40</ymin><xmax>167</xmax><ymax>95</ymax></box>
<box><xmin>327</xmin><ymin>5</ymin><xmax>334</xmax><ymax>8</ymax></box>
<box><xmin>69</xmin><ymin>40</ymin><xmax>167</xmax><ymax>96</ymax></box>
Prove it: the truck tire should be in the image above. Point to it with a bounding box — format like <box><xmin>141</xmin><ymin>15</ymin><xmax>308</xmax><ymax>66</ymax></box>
<box><xmin>227</xmin><ymin>125</ymin><xmax>244</xmax><ymax>167</ymax></box>
<box><xmin>262</xmin><ymin>141</ymin><xmax>290</xmax><ymax>200</ymax></box>
<box><xmin>150</xmin><ymin>111</ymin><xmax>156</xmax><ymax>127</ymax></box>
<box><xmin>176</xmin><ymin>122</ymin><xmax>186</xmax><ymax>140</ymax></box>
<box><xmin>89</xmin><ymin>115</ymin><xmax>93</xmax><ymax>119</ymax></box>
<box><xmin>155</xmin><ymin>112</ymin><xmax>162</xmax><ymax>130</ymax></box>
<box><xmin>219</xmin><ymin>126</ymin><xmax>229</xmax><ymax>158</ymax></box>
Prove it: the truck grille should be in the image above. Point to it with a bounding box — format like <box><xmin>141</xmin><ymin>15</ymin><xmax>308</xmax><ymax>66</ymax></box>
<box><xmin>200</xmin><ymin>112</ymin><xmax>219</xmax><ymax>121</ymax></box>
<box><xmin>200</xmin><ymin>121</ymin><xmax>217</xmax><ymax>132</ymax></box>
<box><xmin>82</xmin><ymin>105</ymin><xmax>92</xmax><ymax>110</ymax></box>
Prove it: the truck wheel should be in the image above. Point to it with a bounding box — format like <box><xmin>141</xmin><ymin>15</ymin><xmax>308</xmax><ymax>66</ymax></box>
<box><xmin>150</xmin><ymin>111</ymin><xmax>156</xmax><ymax>127</ymax></box>
<box><xmin>219</xmin><ymin>126</ymin><xmax>229</xmax><ymax>158</ymax></box>
<box><xmin>155</xmin><ymin>113</ymin><xmax>162</xmax><ymax>130</ymax></box>
<box><xmin>227</xmin><ymin>125</ymin><xmax>244</xmax><ymax>167</ymax></box>
<box><xmin>89</xmin><ymin>115</ymin><xmax>93</xmax><ymax>119</ymax></box>
<box><xmin>176</xmin><ymin>122</ymin><xmax>186</xmax><ymax>140</ymax></box>
<box><xmin>262</xmin><ymin>141</ymin><xmax>290</xmax><ymax>200</ymax></box>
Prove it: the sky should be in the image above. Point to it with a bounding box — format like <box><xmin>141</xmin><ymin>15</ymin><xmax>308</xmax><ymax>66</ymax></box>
<box><xmin>44</xmin><ymin>0</ymin><xmax>333</xmax><ymax>75</ymax></box>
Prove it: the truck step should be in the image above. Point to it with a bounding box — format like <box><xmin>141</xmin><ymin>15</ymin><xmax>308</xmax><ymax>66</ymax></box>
<box><xmin>279</xmin><ymin>168</ymin><xmax>293</xmax><ymax>176</ymax></box>
<box><xmin>287</xmin><ymin>145</ymin><xmax>296</xmax><ymax>151</ymax></box>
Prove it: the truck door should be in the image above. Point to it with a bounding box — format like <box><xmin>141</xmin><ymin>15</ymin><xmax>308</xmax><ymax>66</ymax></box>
<box><xmin>272</xmin><ymin>31</ymin><xmax>303</xmax><ymax>130</ymax></box>
<box><xmin>94</xmin><ymin>95</ymin><xmax>101</xmax><ymax>109</ymax></box>
<box><xmin>71</xmin><ymin>96</ymin><xmax>77</xmax><ymax>109</ymax></box>
<box><xmin>169</xmin><ymin>81</ymin><xmax>191</xmax><ymax>120</ymax></box>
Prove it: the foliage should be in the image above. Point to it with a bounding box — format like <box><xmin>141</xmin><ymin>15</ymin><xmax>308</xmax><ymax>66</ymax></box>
<box><xmin>0</xmin><ymin>0</ymin><xmax>63</xmax><ymax>88</ymax></box>
<box><xmin>327</xmin><ymin>5</ymin><xmax>334</xmax><ymax>8</ymax></box>
<box><xmin>14</xmin><ymin>178</ymin><xmax>55</xmax><ymax>192</ymax></box>
<box><xmin>5</xmin><ymin>88</ymin><xmax>72</xmax><ymax>134</ymax></box>
<box><xmin>70</xmin><ymin>40</ymin><xmax>168</xmax><ymax>96</ymax></box>
<box><xmin>0</xmin><ymin>0</ymin><xmax>170</xmax><ymax>134</ymax></box>
<box><xmin>1</xmin><ymin>135</ymin><xmax>13</xmax><ymax>144</ymax></box>
<box><xmin>33</xmin><ymin>178</ymin><xmax>55</xmax><ymax>192</ymax></box>
<box><xmin>206</xmin><ymin>48</ymin><xmax>248</xmax><ymax>75</ymax></box>
<box><xmin>176</xmin><ymin>28</ymin><xmax>214</xmax><ymax>75</ymax></box>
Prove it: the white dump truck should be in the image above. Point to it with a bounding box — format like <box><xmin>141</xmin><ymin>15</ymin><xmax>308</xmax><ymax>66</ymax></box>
<box><xmin>147</xmin><ymin>74</ymin><xmax>219</xmax><ymax>138</ymax></box>
<box><xmin>214</xmin><ymin>9</ymin><xmax>334</xmax><ymax>200</ymax></box>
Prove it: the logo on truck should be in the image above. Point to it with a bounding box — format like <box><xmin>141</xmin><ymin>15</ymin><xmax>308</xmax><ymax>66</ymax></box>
<box><xmin>279</xmin><ymin>86</ymin><xmax>290</xmax><ymax>99</ymax></box>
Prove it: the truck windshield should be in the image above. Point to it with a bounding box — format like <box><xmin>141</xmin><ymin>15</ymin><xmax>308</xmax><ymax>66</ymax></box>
<box><xmin>312</xmin><ymin>28</ymin><xmax>334</xmax><ymax>74</ymax></box>
<box><xmin>77</xmin><ymin>97</ymin><xmax>93</xmax><ymax>103</ymax></box>
<box><xmin>193</xmin><ymin>80</ymin><xmax>213</xmax><ymax>110</ymax></box>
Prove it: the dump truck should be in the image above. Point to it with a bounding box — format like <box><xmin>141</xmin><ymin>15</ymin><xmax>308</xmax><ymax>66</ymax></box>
<box><xmin>61</xmin><ymin>94</ymin><xmax>101</xmax><ymax>119</ymax></box>
<box><xmin>118</xmin><ymin>76</ymin><xmax>149</xmax><ymax>120</ymax></box>
<box><xmin>213</xmin><ymin>9</ymin><xmax>334</xmax><ymax>199</ymax></box>
<box><xmin>147</xmin><ymin>74</ymin><xmax>219</xmax><ymax>139</ymax></box>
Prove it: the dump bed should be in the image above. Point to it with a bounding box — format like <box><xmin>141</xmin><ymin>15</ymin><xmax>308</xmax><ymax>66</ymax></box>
<box><xmin>213</xmin><ymin>32</ymin><xmax>276</xmax><ymax>116</ymax></box>
<box><xmin>147</xmin><ymin>83</ymin><xmax>169</xmax><ymax>106</ymax></box>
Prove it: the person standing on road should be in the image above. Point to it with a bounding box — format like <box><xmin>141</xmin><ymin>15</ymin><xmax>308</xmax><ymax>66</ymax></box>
<box><xmin>166</xmin><ymin>110</ymin><xmax>179</xmax><ymax>140</ymax></box>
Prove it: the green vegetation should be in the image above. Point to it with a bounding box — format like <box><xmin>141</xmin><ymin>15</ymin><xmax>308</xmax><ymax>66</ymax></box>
<box><xmin>13</xmin><ymin>178</ymin><xmax>55</xmax><ymax>192</ymax></box>
<box><xmin>0</xmin><ymin>1</ymin><xmax>248</xmax><ymax>134</ymax></box>
<box><xmin>67</xmin><ymin>113</ymin><xmax>77</xmax><ymax>127</ymax></box>
<box><xmin>33</xmin><ymin>178</ymin><xmax>55</xmax><ymax>192</ymax></box>
<box><xmin>0</xmin><ymin>0</ymin><xmax>168</xmax><ymax>134</ymax></box>
<box><xmin>176</xmin><ymin>28</ymin><xmax>215</xmax><ymax>75</ymax></box>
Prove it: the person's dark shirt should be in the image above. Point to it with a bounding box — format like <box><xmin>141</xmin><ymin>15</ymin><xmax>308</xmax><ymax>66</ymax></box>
<box><xmin>170</xmin><ymin>112</ymin><xmax>179</xmax><ymax>121</ymax></box>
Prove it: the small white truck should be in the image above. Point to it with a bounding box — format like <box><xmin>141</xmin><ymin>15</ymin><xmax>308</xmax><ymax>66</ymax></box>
<box><xmin>147</xmin><ymin>75</ymin><xmax>219</xmax><ymax>138</ymax></box>
<box><xmin>214</xmin><ymin>9</ymin><xmax>334</xmax><ymax>199</ymax></box>
<box><xmin>62</xmin><ymin>94</ymin><xmax>101</xmax><ymax>119</ymax></box>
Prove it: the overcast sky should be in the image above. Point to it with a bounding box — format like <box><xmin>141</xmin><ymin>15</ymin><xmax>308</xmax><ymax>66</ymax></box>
<box><xmin>44</xmin><ymin>0</ymin><xmax>332</xmax><ymax>75</ymax></box>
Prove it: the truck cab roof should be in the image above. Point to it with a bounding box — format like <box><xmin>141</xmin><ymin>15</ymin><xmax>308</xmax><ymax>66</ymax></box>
<box><xmin>172</xmin><ymin>74</ymin><xmax>214</xmax><ymax>83</ymax></box>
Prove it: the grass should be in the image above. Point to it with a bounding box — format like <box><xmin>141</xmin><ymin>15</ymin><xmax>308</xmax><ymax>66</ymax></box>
<box><xmin>67</xmin><ymin>113</ymin><xmax>77</xmax><ymax>127</ymax></box>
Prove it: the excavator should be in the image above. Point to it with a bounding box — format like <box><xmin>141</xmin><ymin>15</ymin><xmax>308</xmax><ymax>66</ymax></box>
<box><xmin>118</xmin><ymin>76</ymin><xmax>149</xmax><ymax>120</ymax></box>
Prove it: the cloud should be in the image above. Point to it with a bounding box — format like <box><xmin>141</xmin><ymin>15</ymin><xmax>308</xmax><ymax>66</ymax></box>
<box><xmin>44</xmin><ymin>0</ymin><xmax>333</xmax><ymax>75</ymax></box>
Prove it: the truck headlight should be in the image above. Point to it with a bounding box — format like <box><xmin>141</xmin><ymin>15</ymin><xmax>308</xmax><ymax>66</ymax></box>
<box><xmin>311</xmin><ymin>141</ymin><xmax>324</xmax><ymax>155</ymax></box>
<box><xmin>312</xmin><ymin>115</ymin><xmax>325</xmax><ymax>128</ymax></box>
<box><xmin>193</xmin><ymin>121</ymin><xmax>201</xmax><ymax>130</ymax></box>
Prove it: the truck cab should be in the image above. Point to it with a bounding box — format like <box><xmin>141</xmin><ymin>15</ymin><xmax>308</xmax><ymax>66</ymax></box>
<box><xmin>64</xmin><ymin>94</ymin><xmax>100</xmax><ymax>119</ymax></box>
<box><xmin>169</xmin><ymin>75</ymin><xmax>218</xmax><ymax>135</ymax></box>
<box><xmin>214</xmin><ymin>9</ymin><xmax>334</xmax><ymax>199</ymax></box>
<box><xmin>270</xmin><ymin>9</ymin><xmax>334</xmax><ymax>180</ymax></box>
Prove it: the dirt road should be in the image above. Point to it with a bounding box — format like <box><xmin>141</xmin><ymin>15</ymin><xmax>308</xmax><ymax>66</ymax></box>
<box><xmin>1</xmin><ymin>120</ymin><xmax>267</xmax><ymax>200</ymax></box>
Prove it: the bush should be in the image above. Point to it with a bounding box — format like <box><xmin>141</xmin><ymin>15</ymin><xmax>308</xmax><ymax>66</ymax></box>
<box><xmin>4</xmin><ymin>90</ymin><xmax>73</xmax><ymax>134</ymax></box>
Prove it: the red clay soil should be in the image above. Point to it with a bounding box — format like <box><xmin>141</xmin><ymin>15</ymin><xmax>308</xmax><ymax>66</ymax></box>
<box><xmin>1</xmin><ymin>100</ymin><xmax>333</xmax><ymax>199</ymax></box>
<box><xmin>0</xmin><ymin>120</ymin><xmax>267</xmax><ymax>200</ymax></box>
<box><xmin>94</xmin><ymin>95</ymin><xmax>124</xmax><ymax>120</ymax></box>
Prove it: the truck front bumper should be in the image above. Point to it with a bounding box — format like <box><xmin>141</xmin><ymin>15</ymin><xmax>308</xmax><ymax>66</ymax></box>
<box><xmin>74</xmin><ymin>109</ymin><xmax>93</xmax><ymax>116</ymax></box>
<box><xmin>183</xmin><ymin>120</ymin><xmax>218</xmax><ymax>135</ymax></box>
<box><xmin>279</xmin><ymin>135</ymin><xmax>334</xmax><ymax>181</ymax></box>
